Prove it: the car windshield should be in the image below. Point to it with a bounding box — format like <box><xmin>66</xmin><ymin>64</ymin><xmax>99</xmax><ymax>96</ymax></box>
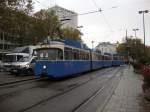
<box><xmin>19</xmin><ymin>57</ymin><xmax>30</xmax><ymax>62</ymax></box>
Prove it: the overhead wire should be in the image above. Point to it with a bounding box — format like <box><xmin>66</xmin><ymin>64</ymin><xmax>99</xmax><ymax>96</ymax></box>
<box><xmin>91</xmin><ymin>0</ymin><xmax>114</xmax><ymax>32</ymax></box>
<box><xmin>61</xmin><ymin>9</ymin><xmax>103</xmax><ymax>18</ymax></box>
<box><xmin>33</xmin><ymin>0</ymin><xmax>117</xmax><ymax>34</ymax></box>
<box><xmin>91</xmin><ymin>0</ymin><xmax>101</xmax><ymax>10</ymax></box>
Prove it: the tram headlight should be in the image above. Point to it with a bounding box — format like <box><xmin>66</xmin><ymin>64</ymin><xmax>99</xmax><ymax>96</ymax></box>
<box><xmin>43</xmin><ymin>65</ymin><xmax>46</xmax><ymax>69</ymax></box>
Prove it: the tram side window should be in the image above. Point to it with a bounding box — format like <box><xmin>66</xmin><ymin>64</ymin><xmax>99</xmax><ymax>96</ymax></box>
<box><xmin>113</xmin><ymin>56</ymin><xmax>118</xmax><ymax>60</ymax></box>
<box><xmin>85</xmin><ymin>53</ymin><xmax>89</xmax><ymax>60</ymax></box>
<box><xmin>105</xmin><ymin>56</ymin><xmax>109</xmax><ymax>60</ymax></box>
<box><xmin>79</xmin><ymin>51</ymin><xmax>85</xmax><ymax>60</ymax></box>
<box><xmin>58</xmin><ymin>50</ymin><xmax>63</xmax><ymax>60</ymax></box>
<box><xmin>103</xmin><ymin>55</ymin><xmax>109</xmax><ymax>60</ymax></box>
<box><xmin>104</xmin><ymin>55</ymin><xmax>112</xmax><ymax>60</ymax></box>
<box><xmin>73</xmin><ymin>49</ymin><xmax>79</xmax><ymax>60</ymax></box>
<box><xmin>64</xmin><ymin>47</ymin><xmax>72</xmax><ymax>60</ymax></box>
<box><xmin>98</xmin><ymin>55</ymin><xmax>102</xmax><ymax>60</ymax></box>
<box><xmin>80</xmin><ymin>51</ymin><xmax>88</xmax><ymax>60</ymax></box>
<box><xmin>92</xmin><ymin>53</ymin><xmax>99</xmax><ymax>60</ymax></box>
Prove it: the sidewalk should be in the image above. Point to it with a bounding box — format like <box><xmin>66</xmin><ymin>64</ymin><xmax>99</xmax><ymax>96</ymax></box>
<box><xmin>102</xmin><ymin>66</ymin><xmax>150</xmax><ymax>112</ymax></box>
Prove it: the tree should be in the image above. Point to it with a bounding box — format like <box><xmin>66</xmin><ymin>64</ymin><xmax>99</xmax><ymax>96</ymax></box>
<box><xmin>0</xmin><ymin>2</ymin><xmax>82</xmax><ymax>46</ymax></box>
<box><xmin>34</xmin><ymin>10</ymin><xmax>61</xmax><ymax>41</ymax></box>
<box><xmin>0</xmin><ymin>0</ymin><xmax>34</xmax><ymax>45</ymax></box>
<box><xmin>117</xmin><ymin>37</ymin><xmax>150</xmax><ymax>64</ymax></box>
<box><xmin>62</xmin><ymin>27</ymin><xmax>82</xmax><ymax>41</ymax></box>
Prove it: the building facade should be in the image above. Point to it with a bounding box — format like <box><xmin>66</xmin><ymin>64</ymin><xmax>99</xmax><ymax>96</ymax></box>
<box><xmin>95</xmin><ymin>42</ymin><xmax>117</xmax><ymax>55</ymax></box>
<box><xmin>48</xmin><ymin>5</ymin><xmax>78</xmax><ymax>29</ymax></box>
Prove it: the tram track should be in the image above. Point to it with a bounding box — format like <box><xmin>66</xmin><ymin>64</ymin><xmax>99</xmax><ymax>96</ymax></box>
<box><xmin>0</xmin><ymin>67</ymin><xmax>113</xmax><ymax>88</ymax></box>
<box><xmin>72</xmin><ymin>69</ymin><xmax>123</xmax><ymax>112</ymax></box>
<box><xmin>0</xmin><ymin>67</ymin><xmax>113</xmax><ymax>97</ymax></box>
<box><xmin>0</xmin><ymin>77</ymin><xmax>40</xmax><ymax>87</ymax></box>
<box><xmin>0</xmin><ymin>77</ymin><xmax>49</xmax><ymax>100</ymax></box>
<box><xmin>18</xmin><ymin>67</ymin><xmax>122</xmax><ymax>112</ymax></box>
<box><xmin>97</xmin><ymin>74</ymin><xmax>122</xmax><ymax>112</ymax></box>
<box><xmin>0</xmin><ymin>67</ymin><xmax>122</xmax><ymax>112</ymax></box>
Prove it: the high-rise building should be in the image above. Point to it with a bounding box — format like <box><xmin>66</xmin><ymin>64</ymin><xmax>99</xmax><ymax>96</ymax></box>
<box><xmin>48</xmin><ymin>5</ymin><xmax>78</xmax><ymax>29</ymax></box>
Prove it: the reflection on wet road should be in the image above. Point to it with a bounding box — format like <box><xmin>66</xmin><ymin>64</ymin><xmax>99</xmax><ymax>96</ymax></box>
<box><xmin>0</xmin><ymin>66</ymin><xmax>149</xmax><ymax>112</ymax></box>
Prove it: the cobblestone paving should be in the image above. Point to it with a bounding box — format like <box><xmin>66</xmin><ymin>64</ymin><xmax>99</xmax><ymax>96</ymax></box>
<box><xmin>102</xmin><ymin>66</ymin><xmax>150</xmax><ymax>112</ymax></box>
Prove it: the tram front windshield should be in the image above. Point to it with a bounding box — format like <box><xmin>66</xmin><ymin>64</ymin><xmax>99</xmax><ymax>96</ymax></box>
<box><xmin>36</xmin><ymin>48</ymin><xmax>63</xmax><ymax>60</ymax></box>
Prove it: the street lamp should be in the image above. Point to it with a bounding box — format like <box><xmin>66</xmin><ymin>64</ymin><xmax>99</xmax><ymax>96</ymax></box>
<box><xmin>133</xmin><ymin>28</ymin><xmax>139</xmax><ymax>38</ymax></box>
<box><xmin>139</xmin><ymin>10</ymin><xmax>149</xmax><ymax>52</ymax></box>
<box><xmin>133</xmin><ymin>28</ymin><xmax>139</xmax><ymax>60</ymax></box>
<box><xmin>91</xmin><ymin>41</ymin><xmax>94</xmax><ymax>51</ymax></box>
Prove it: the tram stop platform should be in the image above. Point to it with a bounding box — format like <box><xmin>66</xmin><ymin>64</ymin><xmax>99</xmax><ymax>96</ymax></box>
<box><xmin>101</xmin><ymin>66</ymin><xmax>150</xmax><ymax>112</ymax></box>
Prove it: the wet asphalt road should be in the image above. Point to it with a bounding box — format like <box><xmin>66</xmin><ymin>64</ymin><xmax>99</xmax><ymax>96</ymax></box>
<box><xmin>0</xmin><ymin>72</ymin><xmax>35</xmax><ymax>85</ymax></box>
<box><xmin>0</xmin><ymin>67</ymin><xmax>124</xmax><ymax>112</ymax></box>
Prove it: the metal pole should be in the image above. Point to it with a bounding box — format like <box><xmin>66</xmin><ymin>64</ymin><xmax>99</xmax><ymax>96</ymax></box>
<box><xmin>125</xmin><ymin>29</ymin><xmax>130</xmax><ymax>65</ymax></box>
<box><xmin>143</xmin><ymin>12</ymin><xmax>146</xmax><ymax>53</ymax></box>
<box><xmin>91</xmin><ymin>41</ymin><xmax>94</xmax><ymax>51</ymax></box>
<box><xmin>126</xmin><ymin>29</ymin><xmax>127</xmax><ymax>42</ymax></box>
<box><xmin>139</xmin><ymin>10</ymin><xmax>148</xmax><ymax>53</ymax></box>
<box><xmin>2</xmin><ymin>32</ymin><xmax>4</xmax><ymax>50</ymax></box>
<box><xmin>135</xmin><ymin>30</ymin><xmax>137</xmax><ymax>38</ymax></box>
<box><xmin>133</xmin><ymin>29</ymin><xmax>139</xmax><ymax>39</ymax></box>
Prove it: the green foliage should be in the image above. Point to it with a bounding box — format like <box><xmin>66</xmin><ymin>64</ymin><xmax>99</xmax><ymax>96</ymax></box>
<box><xmin>34</xmin><ymin>9</ymin><xmax>61</xmax><ymax>40</ymax></box>
<box><xmin>117</xmin><ymin>37</ymin><xmax>150</xmax><ymax>64</ymax></box>
<box><xmin>62</xmin><ymin>27</ymin><xmax>82</xmax><ymax>41</ymax></box>
<box><xmin>0</xmin><ymin>0</ymin><xmax>34</xmax><ymax>45</ymax></box>
<box><xmin>0</xmin><ymin>1</ymin><xmax>82</xmax><ymax>46</ymax></box>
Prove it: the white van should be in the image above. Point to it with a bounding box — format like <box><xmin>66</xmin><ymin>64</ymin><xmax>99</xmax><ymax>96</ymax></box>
<box><xmin>9</xmin><ymin>56</ymin><xmax>37</xmax><ymax>74</ymax></box>
<box><xmin>2</xmin><ymin>45</ymin><xmax>40</xmax><ymax>74</ymax></box>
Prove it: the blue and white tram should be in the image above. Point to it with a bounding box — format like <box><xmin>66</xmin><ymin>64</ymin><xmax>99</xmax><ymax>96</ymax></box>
<box><xmin>112</xmin><ymin>54</ymin><xmax>125</xmax><ymax>66</ymax></box>
<box><xmin>34</xmin><ymin>40</ymin><xmax>124</xmax><ymax>78</ymax></box>
<box><xmin>34</xmin><ymin>41</ymin><xmax>92</xmax><ymax>78</ymax></box>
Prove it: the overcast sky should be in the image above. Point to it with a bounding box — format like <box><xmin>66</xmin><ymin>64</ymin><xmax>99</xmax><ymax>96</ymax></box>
<box><xmin>33</xmin><ymin>0</ymin><xmax>150</xmax><ymax>48</ymax></box>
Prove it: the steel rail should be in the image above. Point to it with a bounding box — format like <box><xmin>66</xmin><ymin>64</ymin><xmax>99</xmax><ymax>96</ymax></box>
<box><xmin>72</xmin><ymin>69</ymin><xmax>122</xmax><ymax>112</ymax></box>
<box><xmin>0</xmin><ymin>77</ymin><xmax>47</xmax><ymax>87</ymax></box>
<box><xmin>19</xmin><ymin>67</ymin><xmax>121</xmax><ymax>112</ymax></box>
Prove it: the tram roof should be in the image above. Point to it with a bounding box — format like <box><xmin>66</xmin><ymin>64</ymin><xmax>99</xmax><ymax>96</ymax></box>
<box><xmin>40</xmin><ymin>39</ymin><xmax>90</xmax><ymax>50</ymax></box>
<box><xmin>63</xmin><ymin>39</ymin><xmax>90</xmax><ymax>50</ymax></box>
